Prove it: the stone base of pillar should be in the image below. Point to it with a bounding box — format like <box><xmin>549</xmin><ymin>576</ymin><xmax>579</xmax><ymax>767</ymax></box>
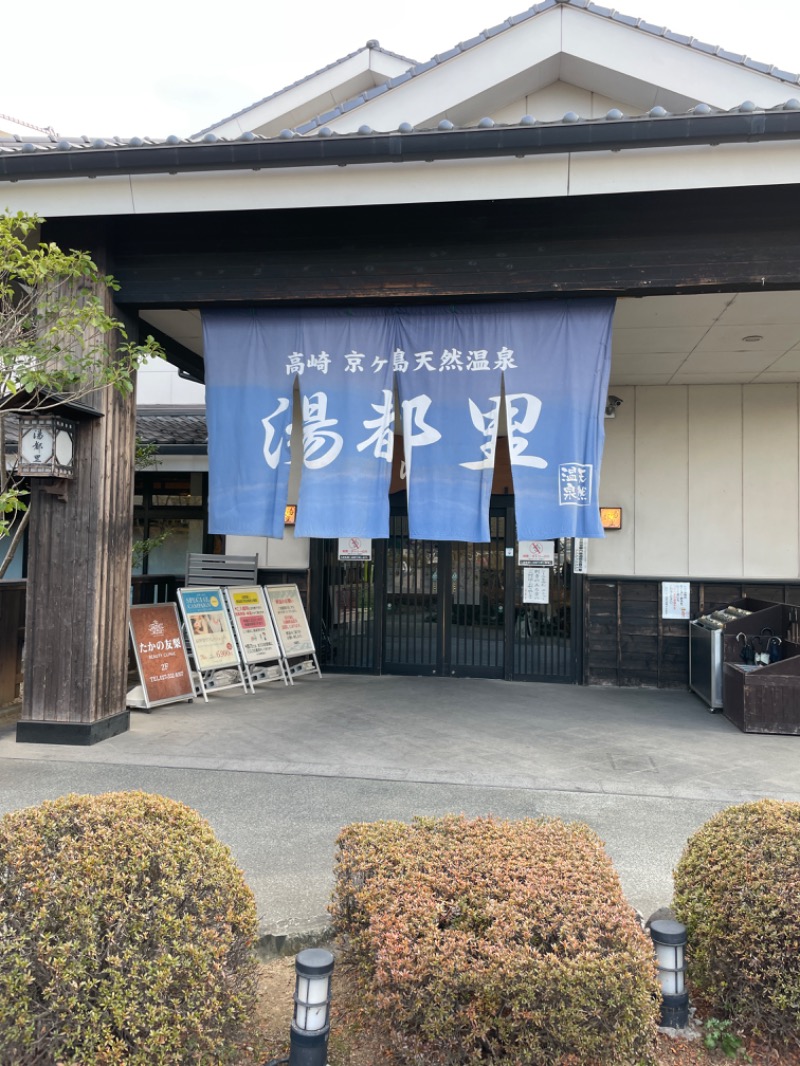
<box><xmin>16</xmin><ymin>710</ymin><xmax>130</xmax><ymax>746</ymax></box>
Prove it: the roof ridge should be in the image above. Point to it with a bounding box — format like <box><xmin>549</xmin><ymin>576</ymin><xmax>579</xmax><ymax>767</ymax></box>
<box><xmin>193</xmin><ymin>42</ymin><xmax>418</xmax><ymax>138</ymax></box>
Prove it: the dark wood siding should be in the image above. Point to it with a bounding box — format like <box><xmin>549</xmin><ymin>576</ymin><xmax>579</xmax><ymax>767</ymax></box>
<box><xmin>584</xmin><ymin>577</ymin><xmax>800</xmax><ymax>689</ymax></box>
<box><xmin>43</xmin><ymin>184</ymin><xmax>800</xmax><ymax>308</ymax></box>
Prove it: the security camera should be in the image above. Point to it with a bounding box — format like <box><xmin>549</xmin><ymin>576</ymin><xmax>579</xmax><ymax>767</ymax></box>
<box><xmin>604</xmin><ymin>395</ymin><xmax>623</xmax><ymax>418</ymax></box>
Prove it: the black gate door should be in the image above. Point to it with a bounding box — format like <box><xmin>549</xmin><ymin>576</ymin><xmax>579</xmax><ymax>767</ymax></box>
<box><xmin>511</xmin><ymin>537</ymin><xmax>581</xmax><ymax>682</ymax></box>
<box><xmin>315</xmin><ymin>502</ymin><xmax>581</xmax><ymax>683</ymax></box>
<box><xmin>383</xmin><ymin>503</ymin><xmax>511</xmax><ymax>678</ymax></box>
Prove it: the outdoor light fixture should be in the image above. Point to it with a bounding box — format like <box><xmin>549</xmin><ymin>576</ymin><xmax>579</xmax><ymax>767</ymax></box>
<box><xmin>600</xmin><ymin>506</ymin><xmax>622</xmax><ymax>530</ymax></box>
<box><xmin>650</xmin><ymin>919</ymin><xmax>689</xmax><ymax>1029</ymax></box>
<box><xmin>16</xmin><ymin>413</ymin><xmax>77</xmax><ymax>479</ymax></box>
<box><xmin>289</xmin><ymin>948</ymin><xmax>334</xmax><ymax>1066</ymax></box>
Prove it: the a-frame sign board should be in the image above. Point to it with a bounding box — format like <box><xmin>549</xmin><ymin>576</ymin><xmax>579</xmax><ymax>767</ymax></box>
<box><xmin>177</xmin><ymin>587</ymin><xmax>248</xmax><ymax>701</ymax></box>
<box><xmin>264</xmin><ymin>584</ymin><xmax>322</xmax><ymax>682</ymax></box>
<box><xmin>224</xmin><ymin>586</ymin><xmax>289</xmax><ymax>689</ymax></box>
<box><xmin>128</xmin><ymin>603</ymin><xmax>195</xmax><ymax>709</ymax></box>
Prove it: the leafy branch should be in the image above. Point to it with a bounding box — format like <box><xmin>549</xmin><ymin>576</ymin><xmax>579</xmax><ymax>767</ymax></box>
<box><xmin>0</xmin><ymin>210</ymin><xmax>165</xmax><ymax>577</ymax></box>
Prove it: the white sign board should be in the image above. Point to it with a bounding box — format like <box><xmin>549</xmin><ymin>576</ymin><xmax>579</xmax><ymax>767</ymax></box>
<box><xmin>518</xmin><ymin>540</ymin><xmax>555</xmax><ymax>567</ymax></box>
<box><xmin>523</xmin><ymin>567</ymin><xmax>550</xmax><ymax>604</ymax></box>
<box><xmin>338</xmin><ymin>537</ymin><xmax>372</xmax><ymax>562</ymax></box>
<box><xmin>574</xmin><ymin>538</ymin><xmax>588</xmax><ymax>574</ymax></box>
<box><xmin>225</xmin><ymin>587</ymin><xmax>282</xmax><ymax>665</ymax></box>
<box><xmin>265</xmin><ymin>584</ymin><xmax>316</xmax><ymax>658</ymax></box>
<box><xmin>662</xmin><ymin>581</ymin><xmax>691</xmax><ymax>620</ymax></box>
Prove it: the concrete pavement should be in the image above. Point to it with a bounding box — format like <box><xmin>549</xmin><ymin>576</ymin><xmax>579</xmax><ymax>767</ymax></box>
<box><xmin>1</xmin><ymin>676</ymin><xmax>798</xmax><ymax>944</ymax></box>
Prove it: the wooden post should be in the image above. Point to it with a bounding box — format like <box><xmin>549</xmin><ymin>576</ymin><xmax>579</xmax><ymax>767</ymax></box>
<box><xmin>17</xmin><ymin>245</ymin><xmax>136</xmax><ymax>745</ymax></box>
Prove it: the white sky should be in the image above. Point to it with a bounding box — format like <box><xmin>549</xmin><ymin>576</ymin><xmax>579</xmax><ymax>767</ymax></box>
<box><xmin>2</xmin><ymin>0</ymin><xmax>799</xmax><ymax>138</ymax></box>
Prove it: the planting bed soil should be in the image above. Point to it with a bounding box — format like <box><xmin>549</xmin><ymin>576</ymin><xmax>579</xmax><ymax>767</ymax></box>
<box><xmin>246</xmin><ymin>953</ymin><xmax>800</xmax><ymax>1066</ymax></box>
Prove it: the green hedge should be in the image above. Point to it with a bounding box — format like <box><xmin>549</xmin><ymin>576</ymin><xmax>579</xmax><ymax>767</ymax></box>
<box><xmin>332</xmin><ymin>814</ymin><xmax>660</xmax><ymax>1065</ymax></box>
<box><xmin>673</xmin><ymin>798</ymin><xmax>800</xmax><ymax>1039</ymax></box>
<box><xmin>0</xmin><ymin>791</ymin><xmax>258</xmax><ymax>1065</ymax></box>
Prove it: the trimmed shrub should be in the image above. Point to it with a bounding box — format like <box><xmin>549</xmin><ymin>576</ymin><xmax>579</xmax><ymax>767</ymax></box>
<box><xmin>673</xmin><ymin>798</ymin><xmax>800</xmax><ymax>1039</ymax></box>
<box><xmin>331</xmin><ymin>814</ymin><xmax>660</xmax><ymax>1065</ymax></box>
<box><xmin>0</xmin><ymin>790</ymin><xmax>258</xmax><ymax>1065</ymax></box>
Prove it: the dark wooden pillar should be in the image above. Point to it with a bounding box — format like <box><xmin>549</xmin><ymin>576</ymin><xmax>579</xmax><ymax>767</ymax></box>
<box><xmin>17</xmin><ymin>249</ymin><xmax>136</xmax><ymax>744</ymax></box>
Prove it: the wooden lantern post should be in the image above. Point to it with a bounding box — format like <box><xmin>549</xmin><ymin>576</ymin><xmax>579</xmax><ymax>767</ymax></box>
<box><xmin>16</xmin><ymin>239</ymin><xmax>137</xmax><ymax>745</ymax></box>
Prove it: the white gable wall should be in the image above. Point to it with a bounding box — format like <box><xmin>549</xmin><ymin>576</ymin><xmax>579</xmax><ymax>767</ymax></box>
<box><xmin>491</xmin><ymin>82</ymin><xmax>634</xmax><ymax>124</ymax></box>
<box><xmin>204</xmin><ymin>49</ymin><xmax>413</xmax><ymax>139</ymax></box>
<box><xmin>318</xmin><ymin>6</ymin><xmax>796</xmax><ymax>136</ymax></box>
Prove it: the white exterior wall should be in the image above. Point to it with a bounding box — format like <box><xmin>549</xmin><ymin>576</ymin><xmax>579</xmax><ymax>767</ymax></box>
<box><xmin>590</xmin><ymin>383</ymin><xmax>800</xmax><ymax>579</ymax></box>
<box><xmin>136</xmin><ymin>357</ymin><xmax>205</xmax><ymax>405</ymax></box>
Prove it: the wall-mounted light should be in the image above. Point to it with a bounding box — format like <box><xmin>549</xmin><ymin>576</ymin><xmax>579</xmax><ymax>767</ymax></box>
<box><xmin>17</xmin><ymin>414</ymin><xmax>76</xmax><ymax>479</ymax></box>
<box><xmin>284</xmin><ymin>505</ymin><xmax>297</xmax><ymax>526</ymax></box>
<box><xmin>600</xmin><ymin>507</ymin><xmax>622</xmax><ymax>530</ymax></box>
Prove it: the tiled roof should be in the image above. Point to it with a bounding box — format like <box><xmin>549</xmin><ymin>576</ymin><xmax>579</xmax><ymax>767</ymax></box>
<box><xmin>136</xmin><ymin>407</ymin><xmax>207</xmax><ymax>448</ymax></box>
<box><xmin>193</xmin><ymin>41</ymin><xmax>419</xmax><ymax>138</ymax></box>
<box><xmin>3</xmin><ymin>408</ymin><xmax>208</xmax><ymax>452</ymax></box>
<box><xmin>290</xmin><ymin>0</ymin><xmax>800</xmax><ymax>133</ymax></box>
<box><xmin>2</xmin><ymin>98</ymin><xmax>799</xmax><ymax>164</ymax></box>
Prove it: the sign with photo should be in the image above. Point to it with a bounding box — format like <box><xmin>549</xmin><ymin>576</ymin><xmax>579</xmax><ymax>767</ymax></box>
<box><xmin>178</xmin><ymin>587</ymin><xmax>240</xmax><ymax>670</ymax></box>
<box><xmin>523</xmin><ymin>567</ymin><xmax>550</xmax><ymax>604</ymax></box>
<box><xmin>338</xmin><ymin>537</ymin><xmax>372</xmax><ymax>561</ymax></box>
<box><xmin>129</xmin><ymin>603</ymin><xmax>194</xmax><ymax>707</ymax></box>
<box><xmin>518</xmin><ymin>540</ymin><xmax>555</xmax><ymax>567</ymax></box>
<box><xmin>225</xmin><ymin>587</ymin><xmax>282</xmax><ymax>664</ymax></box>
<box><xmin>265</xmin><ymin>584</ymin><xmax>316</xmax><ymax>658</ymax></box>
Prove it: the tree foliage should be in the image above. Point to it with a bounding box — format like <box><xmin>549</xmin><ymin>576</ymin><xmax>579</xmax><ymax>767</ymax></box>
<box><xmin>0</xmin><ymin>210</ymin><xmax>163</xmax><ymax>573</ymax></box>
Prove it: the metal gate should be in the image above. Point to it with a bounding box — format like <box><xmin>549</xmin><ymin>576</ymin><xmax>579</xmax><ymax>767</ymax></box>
<box><xmin>314</xmin><ymin>502</ymin><xmax>580</xmax><ymax>682</ymax></box>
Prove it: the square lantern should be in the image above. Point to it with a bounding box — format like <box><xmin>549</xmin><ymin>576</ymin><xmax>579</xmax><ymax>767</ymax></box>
<box><xmin>17</xmin><ymin>414</ymin><xmax>77</xmax><ymax>478</ymax></box>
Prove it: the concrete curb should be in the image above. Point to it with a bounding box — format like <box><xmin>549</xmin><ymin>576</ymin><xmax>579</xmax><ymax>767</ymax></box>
<box><xmin>255</xmin><ymin>916</ymin><xmax>333</xmax><ymax>960</ymax></box>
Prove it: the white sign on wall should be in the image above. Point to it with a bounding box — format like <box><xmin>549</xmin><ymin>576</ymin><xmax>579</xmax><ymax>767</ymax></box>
<box><xmin>518</xmin><ymin>540</ymin><xmax>555</xmax><ymax>567</ymax></box>
<box><xmin>523</xmin><ymin>567</ymin><xmax>550</xmax><ymax>604</ymax></box>
<box><xmin>662</xmin><ymin>581</ymin><xmax>691</xmax><ymax>620</ymax></box>
<box><xmin>574</xmin><ymin>538</ymin><xmax>588</xmax><ymax>574</ymax></box>
<box><xmin>338</xmin><ymin>537</ymin><xmax>372</xmax><ymax>561</ymax></box>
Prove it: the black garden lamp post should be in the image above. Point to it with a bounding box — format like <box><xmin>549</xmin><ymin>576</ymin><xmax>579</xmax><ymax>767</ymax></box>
<box><xmin>288</xmin><ymin>948</ymin><xmax>334</xmax><ymax>1066</ymax></box>
<box><xmin>650</xmin><ymin>919</ymin><xmax>689</xmax><ymax>1028</ymax></box>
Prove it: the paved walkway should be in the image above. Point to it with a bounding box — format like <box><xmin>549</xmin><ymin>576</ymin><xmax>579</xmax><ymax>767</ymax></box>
<box><xmin>1</xmin><ymin>676</ymin><xmax>797</xmax><ymax>942</ymax></box>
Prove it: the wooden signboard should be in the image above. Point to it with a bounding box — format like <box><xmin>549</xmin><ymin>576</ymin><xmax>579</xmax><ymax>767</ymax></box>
<box><xmin>129</xmin><ymin>603</ymin><xmax>194</xmax><ymax>708</ymax></box>
<box><xmin>265</xmin><ymin>583</ymin><xmax>321</xmax><ymax>678</ymax></box>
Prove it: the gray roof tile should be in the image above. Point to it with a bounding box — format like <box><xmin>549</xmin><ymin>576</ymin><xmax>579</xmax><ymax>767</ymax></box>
<box><xmin>136</xmin><ymin>408</ymin><xmax>208</xmax><ymax>447</ymax></box>
<box><xmin>587</xmin><ymin>3</ymin><xmax>615</xmax><ymax>18</ymax></box>
<box><xmin>744</xmin><ymin>57</ymin><xmax>774</xmax><ymax>74</ymax></box>
<box><xmin>664</xmin><ymin>30</ymin><xmax>692</xmax><ymax>45</ymax></box>
<box><xmin>717</xmin><ymin>48</ymin><xmax>747</xmax><ymax>64</ymax></box>
<box><xmin>638</xmin><ymin>20</ymin><xmax>667</xmax><ymax>35</ymax></box>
